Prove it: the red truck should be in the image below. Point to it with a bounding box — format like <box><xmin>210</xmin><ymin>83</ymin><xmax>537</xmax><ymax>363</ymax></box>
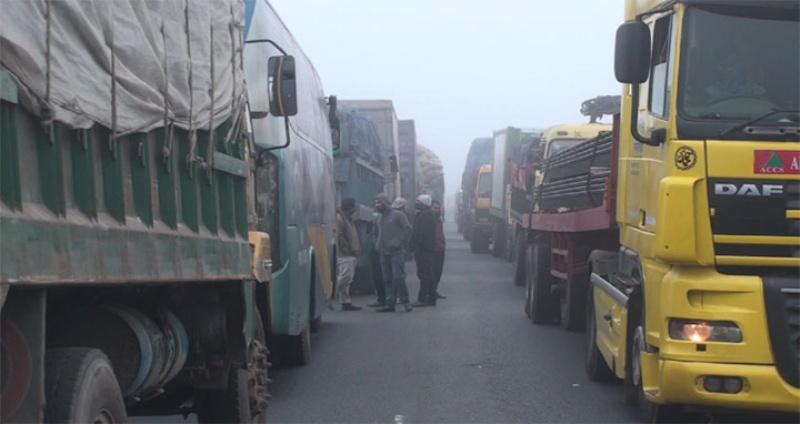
<box><xmin>521</xmin><ymin>116</ymin><xmax>620</xmax><ymax>332</ymax></box>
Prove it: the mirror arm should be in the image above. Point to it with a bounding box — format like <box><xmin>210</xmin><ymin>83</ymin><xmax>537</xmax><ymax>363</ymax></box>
<box><xmin>629</xmin><ymin>84</ymin><xmax>662</xmax><ymax>146</ymax></box>
<box><xmin>245</xmin><ymin>38</ymin><xmax>289</xmax><ymax>55</ymax></box>
<box><xmin>262</xmin><ymin>116</ymin><xmax>292</xmax><ymax>153</ymax></box>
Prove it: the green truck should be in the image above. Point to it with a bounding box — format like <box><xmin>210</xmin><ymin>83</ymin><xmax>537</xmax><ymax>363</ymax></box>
<box><xmin>0</xmin><ymin>1</ymin><xmax>333</xmax><ymax>422</ymax></box>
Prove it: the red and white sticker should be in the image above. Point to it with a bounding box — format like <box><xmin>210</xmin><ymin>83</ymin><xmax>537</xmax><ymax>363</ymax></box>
<box><xmin>754</xmin><ymin>150</ymin><xmax>800</xmax><ymax>175</ymax></box>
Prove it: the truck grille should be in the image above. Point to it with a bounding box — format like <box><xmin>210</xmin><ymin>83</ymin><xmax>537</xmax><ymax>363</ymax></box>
<box><xmin>708</xmin><ymin>179</ymin><xmax>800</xmax><ymax>269</ymax></box>
<box><xmin>763</xmin><ymin>278</ymin><xmax>800</xmax><ymax>388</ymax></box>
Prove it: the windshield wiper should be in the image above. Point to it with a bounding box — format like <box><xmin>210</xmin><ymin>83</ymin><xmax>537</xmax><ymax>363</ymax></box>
<box><xmin>718</xmin><ymin>109</ymin><xmax>800</xmax><ymax>139</ymax></box>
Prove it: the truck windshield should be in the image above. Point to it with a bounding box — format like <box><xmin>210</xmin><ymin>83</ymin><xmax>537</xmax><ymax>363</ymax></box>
<box><xmin>548</xmin><ymin>138</ymin><xmax>585</xmax><ymax>157</ymax></box>
<box><xmin>680</xmin><ymin>6</ymin><xmax>800</xmax><ymax>121</ymax></box>
<box><xmin>478</xmin><ymin>172</ymin><xmax>492</xmax><ymax>197</ymax></box>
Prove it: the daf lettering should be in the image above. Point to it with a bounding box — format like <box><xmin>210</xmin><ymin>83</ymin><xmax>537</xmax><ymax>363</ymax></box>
<box><xmin>714</xmin><ymin>183</ymin><xmax>784</xmax><ymax>196</ymax></box>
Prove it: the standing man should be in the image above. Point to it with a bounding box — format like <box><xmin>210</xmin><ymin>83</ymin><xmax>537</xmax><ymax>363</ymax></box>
<box><xmin>410</xmin><ymin>194</ymin><xmax>437</xmax><ymax>307</ymax></box>
<box><xmin>431</xmin><ymin>200</ymin><xmax>447</xmax><ymax>300</ymax></box>
<box><xmin>336</xmin><ymin>199</ymin><xmax>362</xmax><ymax>311</ymax></box>
<box><xmin>367</xmin><ymin>213</ymin><xmax>386</xmax><ymax>307</ymax></box>
<box><xmin>374</xmin><ymin>194</ymin><xmax>413</xmax><ymax>313</ymax></box>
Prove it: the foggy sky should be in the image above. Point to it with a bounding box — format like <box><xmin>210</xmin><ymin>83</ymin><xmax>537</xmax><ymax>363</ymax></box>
<box><xmin>269</xmin><ymin>0</ymin><xmax>624</xmax><ymax>204</ymax></box>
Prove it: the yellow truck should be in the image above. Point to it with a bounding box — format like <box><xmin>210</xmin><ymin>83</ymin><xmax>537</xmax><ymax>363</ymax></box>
<box><xmin>584</xmin><ymin>0</ymin><xmax>800</xmax><ymax>421</ymax></box>
<box><xmin>470</xmin><ymin>164</ymin><xmax>494</xmax><ymax>253</ymax></box>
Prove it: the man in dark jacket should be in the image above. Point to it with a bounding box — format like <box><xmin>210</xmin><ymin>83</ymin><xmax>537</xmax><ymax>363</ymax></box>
<box><xmin>373</xmin><ymin>193</ymin><xmax>413</xmax><ymax>313</ymax></box>
<box><xmin>410</xmin><ymin>194</ymin><xmax>437</xmax><ymax>306</ymax></box>
<box><xmin>431</xmin><ymin>200</ymin><xmax>446</xmax><ymax>300</ymax></box>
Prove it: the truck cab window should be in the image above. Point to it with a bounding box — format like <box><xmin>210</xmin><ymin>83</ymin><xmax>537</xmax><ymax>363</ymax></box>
<box><xmin>680</xmin><ymin>6</ymin><xmax>799</xmax><ymax>121</ymax></box>
<box><xmin>649</xmin><ymin>14</ymin><xmax>676</xmax><ymax>118</ymax></box>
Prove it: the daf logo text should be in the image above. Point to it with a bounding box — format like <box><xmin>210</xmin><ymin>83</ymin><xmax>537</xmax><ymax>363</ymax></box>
<box><xmin>714</xmin><ymin>183</ymin><xmax>784</xmax><ymax>196</ymax></box>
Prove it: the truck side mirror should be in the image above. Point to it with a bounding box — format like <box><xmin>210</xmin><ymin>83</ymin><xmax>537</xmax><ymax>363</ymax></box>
<box><xmin>614</xmin><ymin>21</ymin><xmax>651</xmax><ymax>84</ymax></box>
<box><xmin>268</xmin><ymin>55</ymin><xmax>298</xmax><ymax>117</ymax></box>
<box><xmin>328</xmin><ymin>95</ymin><xmax>341</xmax><ymax>150</ymax></box>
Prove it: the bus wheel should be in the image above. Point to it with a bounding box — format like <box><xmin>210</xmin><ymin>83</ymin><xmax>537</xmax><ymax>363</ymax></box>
<box><xmin>283</xmin><ymin>327</ymin><xmax>311</xmax><ymax>367</ymax></box>
<box><xmin>45</xmin><ymin>348</ymin><xmax>127</xmax><ymax>423</ymax></box>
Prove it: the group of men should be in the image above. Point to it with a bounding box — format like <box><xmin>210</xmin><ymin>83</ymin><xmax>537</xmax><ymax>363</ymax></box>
<box><xmin>334</xmin><ymin>193</ymin><xmax>447</xmax><ymax>313</ymax></box>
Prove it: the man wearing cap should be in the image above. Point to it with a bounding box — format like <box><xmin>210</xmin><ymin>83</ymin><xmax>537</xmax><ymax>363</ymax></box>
<box><xmin>410</xmin><ymin>194</ymin><xmax>438</xmax><ymax>307</ymax></box>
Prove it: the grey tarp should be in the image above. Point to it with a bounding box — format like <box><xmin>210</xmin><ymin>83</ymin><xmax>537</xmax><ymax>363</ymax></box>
<box><xmin>0</xmin><ymin>0</ymin><xmax>245</xmax><ymax>133</ymax></box>
<box><xmin>334</xmin><ymin>106</ymin><xmax>387</xmax><ymax>182</ymax></box>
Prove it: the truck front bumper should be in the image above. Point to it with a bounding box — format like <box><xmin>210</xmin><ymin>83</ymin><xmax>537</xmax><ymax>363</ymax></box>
<box><xmin>655</xmin><ymin>359</ymin><xmax>800</xmax><ymax>414</ymax></box>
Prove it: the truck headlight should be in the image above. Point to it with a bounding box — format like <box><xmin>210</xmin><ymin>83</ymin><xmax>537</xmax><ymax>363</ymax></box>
<box><xmin>668</xmin><ymin>319</ymin><xmax>742</xmax><ymax>343</ymax></box>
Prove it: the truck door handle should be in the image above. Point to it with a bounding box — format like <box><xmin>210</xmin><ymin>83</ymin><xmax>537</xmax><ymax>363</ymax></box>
<box><xmin>602</xmin><ymin>313</ymin><xmax>612</xmax><ymax>321</ymax></box>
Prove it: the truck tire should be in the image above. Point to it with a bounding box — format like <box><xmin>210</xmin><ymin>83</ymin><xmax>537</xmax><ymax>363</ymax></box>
<box><xmin>513</xmin><ymin>234</ymin><xmax>527</xmax><ymax>286</ymax></box>
<box><xmin>491</xmin><ymin>223</ymin><xmax>506</xmax><ymax>258</ymax></box>
<box><xmin>529</xmin><ymin>243</ymin><xmax>557</xmax><ymax>324</ymax></box>
<box><xmin>561</xmin><ymin>273</ymin><xmax>588</xmax><ymax>332</ymax></box>
<box><xmin>524</xmin><ymin>246</ymin><xmax>534</xmax><ymax>318</ymax></box>
<box><xmin>196</xmin><ymin>310</ymin><xmax>269</xmax><ymax>423</ymax></box>
<box><xmin>44</xmin><ymin>348</ymin><xmax>127</xmax><ymax>423</ymax></box>
<box><xmin>625</xmin><ymin>305</ymin><xmax>683</xmax><ymax>423</ymax></box>
<box><xmin>585</xmin><ymin>284</ymin><xmax>613</xmax><ymax>382</ymax></box>
<box><xmin>470</xmin><ymin>230</ymin><xmax>480</xmax><ymax>253</ymax></box>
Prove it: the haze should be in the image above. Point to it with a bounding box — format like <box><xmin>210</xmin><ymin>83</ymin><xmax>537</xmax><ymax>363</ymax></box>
<box><xmin>270</xmin><ymin>0</ymin><xmax>624</xmax><ymax>205</ymax></box>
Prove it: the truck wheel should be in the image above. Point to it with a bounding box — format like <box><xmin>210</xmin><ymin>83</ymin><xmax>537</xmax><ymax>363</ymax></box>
<box><xmin>470</xmin><ymin>230</ymin><xmax>480</xmax><ymax>253</ymax></box>
<box><xmin>626</xmin><ymin>313</ymin><xmax>683</xmax><ymax>423</ymax></box>
<box><xmin>561</xmin><ymin>273</ymin><xmax>588</xmax><ymax>332</ymax></box>
<box><xmin>524</xmin><ymin>246</ymin><xmax>534</xmax><ymax>318</ymax></box>
<box><xmin>196</xmin><ymin>310</ymin><xmax>269</xmax><ymax>423</ymax></box>
<box><xmin>585</xmin><ymin>285</ymin><xmax>613</xmax><ymax>382</ymax></box>
<box><xmin>513</xmin><ymin>235</ymin><xmax>527</xmax><ymax>286</ymax></box>
<box><xmin>529</xmin><ymin>243</ymin><xmax>557</xmax><ymax>324</ymax></box>
<box><xmin>491</xmin><ymin>223</ymin><xmax>505</xmax><ymax>258</ymax></box>
<box><xmin>45</xmin><ymin>348</ymin><xmax>127</xmax><ymax>423</ymax></box>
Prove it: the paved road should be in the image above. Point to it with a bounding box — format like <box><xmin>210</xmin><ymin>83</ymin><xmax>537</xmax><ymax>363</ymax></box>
<box><xmin>140</xmin><ymin>223</ymin><xmax>640</xmax><ymax>423</ymax></box>
<box><xmin>264</xmin><ymin>223</ymin><xmax>639</xmax><ymax>423</ymax></box>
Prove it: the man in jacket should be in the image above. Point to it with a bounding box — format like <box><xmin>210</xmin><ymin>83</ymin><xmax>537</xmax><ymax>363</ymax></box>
<box><xmin>410</xmin><ymin>194</ymin><xmax>437</xmax><ymax>306</ymax></box>
<box><xmin>336</xmin><ymin>198</ymin><xmax>362</xmax><ymax>311</ymax></box>
<box><xmin>373</xmin><ymin>193</ymin><xmax>413</xmax><ymax>313</ymax></box>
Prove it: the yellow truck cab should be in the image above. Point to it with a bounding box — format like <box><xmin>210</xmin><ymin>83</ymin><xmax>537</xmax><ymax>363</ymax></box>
<box><xmin>534</xmin><ymin>123</ymin><xmax>612</xmax><ymax>189</ymax></box>
<box><xmin>587</xmin><ymin>0</ymin><xmax>799</xmax><ymax>421</ymax></box>
<box><xmin>470</xmin><ymin>164</ymin><xmax>493</xmax><ymax>253</ymax></box>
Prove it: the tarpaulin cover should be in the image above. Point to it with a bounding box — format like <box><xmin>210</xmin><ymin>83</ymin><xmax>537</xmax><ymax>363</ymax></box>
<box><xmin>334</xmin><ymin>106</ymin><xmax>387</xmax><ymax>182</ymax></box>
<box><xmin>0</xmin><ymin>0</ymin><xmax>246</xmax><ymax>133</ymax></box>
<box><xmin>417</xmin><ymin>144</ymin><xmax>444</xmax><ymax>199</ymax></box>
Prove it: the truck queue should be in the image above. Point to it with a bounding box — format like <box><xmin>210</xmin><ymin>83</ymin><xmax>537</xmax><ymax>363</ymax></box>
<box><xmin>457</xmin><ymin>0</ymin><xmax>799</xmax><ymax>421</ymax></box>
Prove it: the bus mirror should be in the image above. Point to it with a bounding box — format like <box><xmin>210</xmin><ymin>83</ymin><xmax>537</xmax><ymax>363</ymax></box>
<box><xmin>615</xmin><ymin>21</ymin><xmax>651</xmax><ymax>84</ymax></box>
<box><xmin>268</xmin><ymin>55</ymin><xmax>298</xmax><ymax>117</ymax></box>
<box><xmin>328</xmin><ymin>95</ymin><xmax>341</xmax><ymax>150</ymax></box>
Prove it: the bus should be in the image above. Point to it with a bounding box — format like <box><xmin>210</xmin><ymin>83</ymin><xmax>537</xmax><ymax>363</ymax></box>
<box><xmin>243</xmin><ymin>0</ymin><xmax>338</xmax><ymax>366</ymax></box>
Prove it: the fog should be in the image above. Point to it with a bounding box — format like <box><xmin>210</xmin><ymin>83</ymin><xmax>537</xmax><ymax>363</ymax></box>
<box><xmin>270</xmin><ymin>0</ymin><xmax>624</xmax><ymax>205</ymax></box>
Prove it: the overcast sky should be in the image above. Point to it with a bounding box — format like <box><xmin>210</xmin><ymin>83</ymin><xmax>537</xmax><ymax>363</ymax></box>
<box><xmin>270</xmin><ymin>0</ymin><xmax>624</xmax><ymax>203</ymax></box>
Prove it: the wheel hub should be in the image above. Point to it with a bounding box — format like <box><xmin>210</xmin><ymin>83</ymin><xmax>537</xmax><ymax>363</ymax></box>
<box><xmin>247</xmin><ymin>339</ymin><xmax>271</xmax><ymax>416</ymax></box>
